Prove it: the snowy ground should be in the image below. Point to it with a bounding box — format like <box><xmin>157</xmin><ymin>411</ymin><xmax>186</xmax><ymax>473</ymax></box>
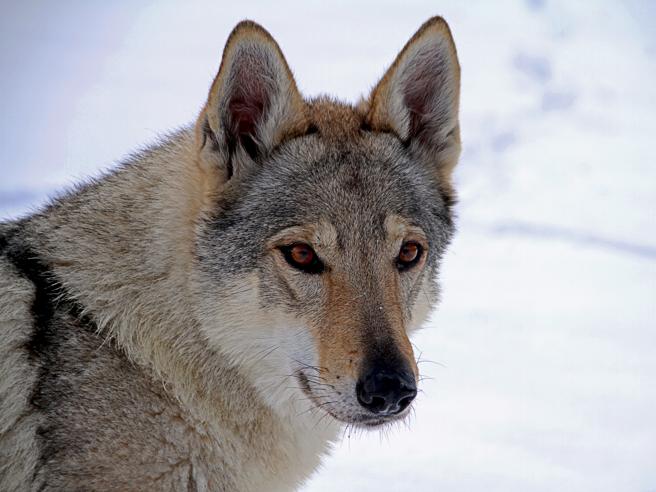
<box><xmin>1</xmin><ymin>1</ymin><xmax>655</xmax><ymax>490</ymax></box>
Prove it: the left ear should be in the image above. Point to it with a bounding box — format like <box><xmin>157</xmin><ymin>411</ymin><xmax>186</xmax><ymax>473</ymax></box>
<box><xmin>195</xmin><ymin>21</ymin><xmax>308</xmax><ymax>184</ymax></box>
<box><xmin>365</xmin><ymin>17</ymin><xmax>461</xmax><ymax>182</ymax></box>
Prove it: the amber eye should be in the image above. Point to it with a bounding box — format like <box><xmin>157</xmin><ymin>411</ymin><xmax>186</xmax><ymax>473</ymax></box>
<box><xmin>280</xmin><ymin>243</ymin><xmax>324</xmax><ymax>274</ymax></box>
<box><xmin>290</xmin><ymin>244</ymin><xmax>314</xmax><ymax>265</ymax></box>
<box><xmin>396</xmin><ymin>241</ymin><xmax>423</xmax><ymax>271</ymax></box>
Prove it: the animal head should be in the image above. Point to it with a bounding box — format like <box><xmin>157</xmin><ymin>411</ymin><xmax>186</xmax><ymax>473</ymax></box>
<box><xmin>192</xmin><ymin>18</ymin><xmax>460</xmax><ymax>427</ymax></box>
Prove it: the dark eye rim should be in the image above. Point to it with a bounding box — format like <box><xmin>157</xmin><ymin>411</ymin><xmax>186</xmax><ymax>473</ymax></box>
<box><xmin>279</xmin><ymin>243</ymin><xmax>325</xmax><ymax>274</ymax></box>
<box><xmin>396</xmin><ymin>241</ymin><xmax>424</xmax><ymax>272</ymax></box>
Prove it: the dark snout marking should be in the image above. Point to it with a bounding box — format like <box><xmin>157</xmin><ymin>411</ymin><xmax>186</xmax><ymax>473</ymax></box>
<box><xmin>356</xmin><ymin>364</ymin><xmax>417</xmax><ymax>415</ymax></box>
<box><xmin>356</xmin><ymin>338</ymin><xmax>417</xmax><ymax>415</ymax></box>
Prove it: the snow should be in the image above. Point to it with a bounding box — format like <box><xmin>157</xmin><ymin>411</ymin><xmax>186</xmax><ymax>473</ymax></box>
<box><xmin>1</xmin><ymin>1</ymin><xmax>654</xmax><ymax>490</ymax></box>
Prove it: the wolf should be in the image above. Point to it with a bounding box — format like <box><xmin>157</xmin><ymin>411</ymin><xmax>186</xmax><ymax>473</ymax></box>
<box><xmin>0</xmin><ymin>16</ymin><xmax>461</xmax><ymax>491</ymax></box>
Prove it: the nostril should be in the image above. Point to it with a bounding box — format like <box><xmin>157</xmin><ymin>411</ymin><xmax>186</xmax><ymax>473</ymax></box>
<box><xmin>369</xmin><ymin>396</ymin><xmax>387</xmax><ymax>412</ymax></box>
<box><xmin>397</xmin><ymin>393</ymin><xmax>416</xmax><ymax>413</ymax></box>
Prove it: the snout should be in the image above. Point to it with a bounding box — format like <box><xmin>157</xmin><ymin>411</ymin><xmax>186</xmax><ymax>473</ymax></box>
<box><xmin>356</xmin><ymin>366</ymin><xmax>417</xmax><ymax>416</ymax></box>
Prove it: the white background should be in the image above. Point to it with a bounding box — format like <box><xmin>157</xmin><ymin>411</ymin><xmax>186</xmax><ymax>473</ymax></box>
<box><xmin>1</xmin><ymin>1</ymin><xmax>654</xmax><ymax>490</ymax></box>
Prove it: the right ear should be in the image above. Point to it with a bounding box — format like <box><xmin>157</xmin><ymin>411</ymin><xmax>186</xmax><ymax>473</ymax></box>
<box><xmin>195</xmin><ymin>21</ymin><xmax>308</xmax><ymax>184</ymax></box>
<box><xmin>364</xmin><ymin>17</ymin><xmax>461</xmax><ymax>185</ymax></box>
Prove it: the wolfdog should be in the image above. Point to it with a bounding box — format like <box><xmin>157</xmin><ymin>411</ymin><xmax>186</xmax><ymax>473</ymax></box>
<box><xmin>0</xmin><ymin>16</ymin><xmax>461</xmax><ymax>491</ymax></box>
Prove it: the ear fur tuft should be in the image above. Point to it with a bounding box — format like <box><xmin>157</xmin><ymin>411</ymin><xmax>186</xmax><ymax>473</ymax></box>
<box><xmin>365</xmin><ymin>17</ymin><xmax>461</xmax><ymax>181</ymax></box>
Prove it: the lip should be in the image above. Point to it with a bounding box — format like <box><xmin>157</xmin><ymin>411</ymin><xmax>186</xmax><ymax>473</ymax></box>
<box><xmin>296</xmin><ymin>371</ymin><xmax>343</xmax><ymax>421</ymax></box>
<box><xmin>296</xmin><ymin>371</ymin><xmax>412</xmax><ymax>427</ymax></box>
<box><xmin>350</xmin><ymin>408</ymin><xmax>412</xmax><ymax>427</ymax></box>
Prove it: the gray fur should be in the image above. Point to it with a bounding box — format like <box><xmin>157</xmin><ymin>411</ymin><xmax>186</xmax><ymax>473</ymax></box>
<box><xmin>0</xmin><ymin>17</ymin><xmax>460</xmax><ymax>491</ymax></box>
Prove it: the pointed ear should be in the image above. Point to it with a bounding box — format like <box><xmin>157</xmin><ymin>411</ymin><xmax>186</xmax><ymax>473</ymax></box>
<box><xmin>365</xmin><ymin>17</ymin><xmax>461</xmax><ymax>182</ymax></box>
<box><xmin>195</xmin><ymin>21</ymin><xmax>308</xmax><ymax>182</ymax></box>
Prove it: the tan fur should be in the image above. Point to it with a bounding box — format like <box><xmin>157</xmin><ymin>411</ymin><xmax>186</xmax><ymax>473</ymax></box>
<box><xmin>320</xmin><ymin>270</ymin><xmax>367</xmax><ymax>380</ymax></box>
<box><xmin>266</xmin><ymin>215</ymin><xmax>424</xmax><ymax>385</ymax></box>
<box><xmin>308</xmin><ymin>98</ymin><xmax>364</xmax><ymax>141</ymax></box>
<box><xmin>0</xmin><ymin>16</ymin><xmax>461</xmax><ymax>490</ymax></box>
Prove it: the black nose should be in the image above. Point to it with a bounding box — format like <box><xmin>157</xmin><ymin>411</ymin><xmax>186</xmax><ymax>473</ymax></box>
<box><xmin>356</xmin><ymin>368</ymin><xmax>417</xmax><ymax>415</ymax></box>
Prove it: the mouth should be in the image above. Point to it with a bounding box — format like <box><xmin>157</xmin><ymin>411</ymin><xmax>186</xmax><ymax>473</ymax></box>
<box><xmin>296</xmin><ymin>370</ymin><xmax>342</xmax><ymax>419</ymax></box>
<box><xmin>296</xmin><ymin>371</ymin><xmax>412</xmax><ymax>427</ymax></box>
<box><xmin>349</xmin><ymin>407</ymin><xmax>413</xmax><ymax>427</ymax></box>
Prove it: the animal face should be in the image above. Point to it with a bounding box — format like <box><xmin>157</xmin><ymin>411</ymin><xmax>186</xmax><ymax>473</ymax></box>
<box><xmin>192</xmin><ymin>18</ymin><xmax>460</xmax><ymax>427</ymax></box>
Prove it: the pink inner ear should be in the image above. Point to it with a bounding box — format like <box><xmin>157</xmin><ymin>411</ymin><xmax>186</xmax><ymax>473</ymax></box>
<box><xmin>225</xmin><ymin>55</ymin><xmax>273</xmax><ymax>153</ymax></box>
<box><xmin>228</xmin><ymin>94</ymin><xmax>266</xmax><ymax>140</ymax></box>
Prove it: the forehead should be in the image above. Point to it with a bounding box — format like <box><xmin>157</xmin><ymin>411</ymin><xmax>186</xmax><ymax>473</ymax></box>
<box><xmin>208</xmin><ymin>99</ymin><xmax>451</xmax><ymax>249</ymax></box>
<box><xmin>241</xmin><ymin>132</ymin><xmax>443</xmax><ymax>242</ymax></box>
